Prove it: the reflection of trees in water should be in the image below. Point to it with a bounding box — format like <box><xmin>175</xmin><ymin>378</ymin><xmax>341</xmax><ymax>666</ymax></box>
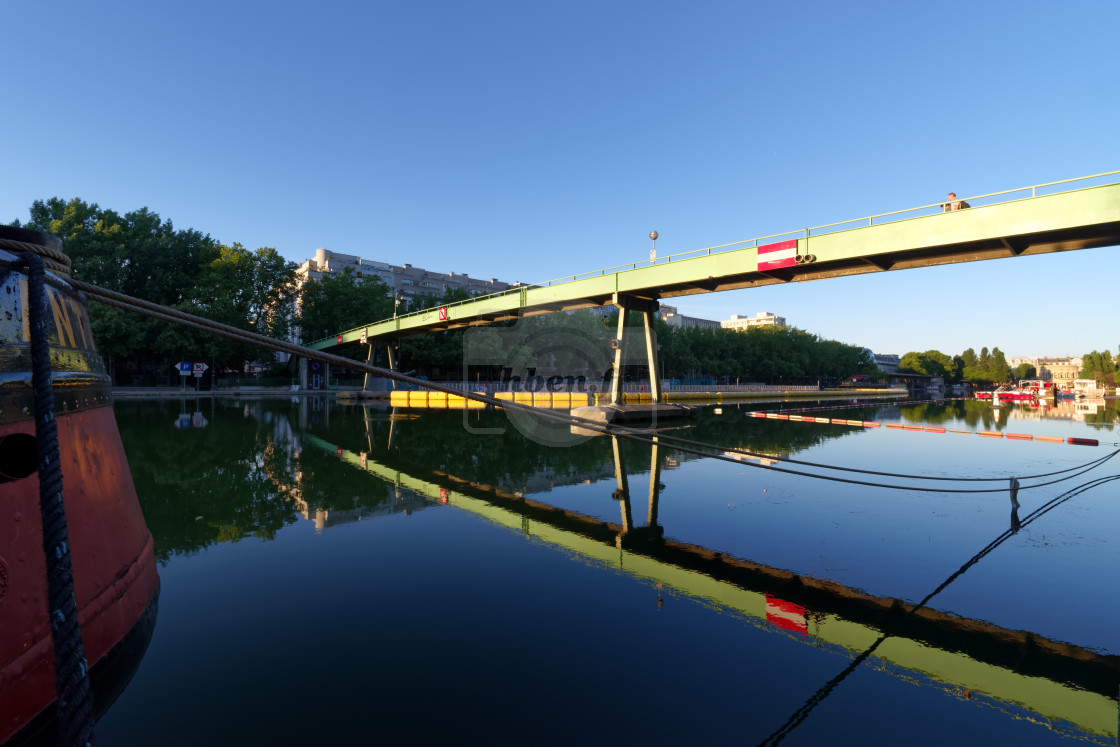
<box><xmin>1080</xmin><ymin>401</ymin><xmax>1119</xmax><ymax>427</ymax></box>
<box><xmin>902</xmin><ymin>401</ymin><xmax>1016</xmax><ymax>428</ymax></box>
<box><xmin>698</xmin><ymin>404</ymin><xmax>875</xmax><ymax>455</ymax></box>
<box><xmin>899</xmin><ymin>402</ymin><xmax>960</xmax><ymax>425</ymax></box>
<box><xmin>114</xmin><ymin>397</ymin><xmax>932</xmax><ymax>561</ymax></box>
<box><xmin>900</xmin><ymin>400</ymin><xmax>1026</xmax><ymax>429</ymax></box>
<box><xmin>118</xmin><ymin>400</ymin><xmax>422</xmax><ymax>561</ymax></box>
<box><xmin>321</xmin><ymin>402</ymin><xmax>869</xmax><ymax>494</ymax></box>
<box><xmin>117</xmin><ymin>399</ymin><xmax>303</xmax><ymax>563</ymax></box>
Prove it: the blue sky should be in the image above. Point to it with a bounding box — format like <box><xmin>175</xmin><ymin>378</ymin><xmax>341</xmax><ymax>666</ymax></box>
<box><xmin>3</xmin><ymin>1</ymin><xmax>1117</xmax><ymax>359</ymax></box>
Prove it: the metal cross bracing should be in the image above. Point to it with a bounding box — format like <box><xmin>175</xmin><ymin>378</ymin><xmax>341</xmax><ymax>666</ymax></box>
<box><xmin>311</xmin><ymin>173</ymin><xmax>1120</xmax><ymax>352</ymax></box>
<box><xmin>308</xmin><ymin>174</ymin><xmax>1120</xmax><ymax>398</ymax></box>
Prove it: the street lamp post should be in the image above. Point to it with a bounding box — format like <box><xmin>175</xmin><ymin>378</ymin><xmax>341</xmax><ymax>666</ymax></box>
<box><xmin>649</xmin><ymin>230</ymin><xmax>658</xmax><ymax>262</ymax></box>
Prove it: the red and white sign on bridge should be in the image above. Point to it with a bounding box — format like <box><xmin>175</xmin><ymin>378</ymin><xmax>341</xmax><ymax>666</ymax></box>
<box><xmin>757</xmin><ymin>239</ymin><xmax>798</xmax><ymax>271</ymax></box>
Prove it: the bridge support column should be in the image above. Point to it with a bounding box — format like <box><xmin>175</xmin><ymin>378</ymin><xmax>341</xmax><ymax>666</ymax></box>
<box><xmin>609</xmin><ymin>306</ymin><xmax>629</xmax><ymax>405</ymax></box>
<box><xmin>609</xmin><ymin>293</ymin><xmax>661</xmax><ymax>404</ymax></box>
<box><xmin>642</xmin><ymin>310</ymin><xmax>662</xmax><ymax>402</ymax></box>
<box><xmin>386</xmin><ymin>342</ymin><xmax>398</xmax><ymax>390</ymax></box>
<box><xmin>362</xmin><ymin>343</ymin><xmax>375</xmax><ymax>391</ymax></box>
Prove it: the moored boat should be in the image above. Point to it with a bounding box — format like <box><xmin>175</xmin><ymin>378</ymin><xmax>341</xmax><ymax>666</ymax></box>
<box><xmin>974</xmin><ymin>386</ymin><xmax>1037</xmax><ymax>402</ymax></box>
<box><xmin>0</xmin><ymin>226</ymin><xmax>159</xmax><ymax>745</ymax></box>
<box><xmin>1016</xmin><ymin>379</ymin><xmax>1057</xmax><ymax>398</ymax></box>
<box><xmin>1069</xmin><ymin>379</ymin><xmax>1107</xmax><ymax>399</ymax></box>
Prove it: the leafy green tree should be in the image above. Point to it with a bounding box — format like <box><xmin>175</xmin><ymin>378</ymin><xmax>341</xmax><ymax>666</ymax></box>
<box><xmin>951</xmin><ymin>355</ymin><xmax>965</xmax><ymax>382</ymax></box>
<box><xmin>24</xmin><ymin>197</ymin><xmax>221</xmax><ymax>383</ymax></box>
<box><xmin>158</xmin><ymin>243</ymin><xmax>299</xmax><ymax>372</ymax></box>
<box><xmin>1013</xmin><ymin>363</ymin><xmax>1036</xmax><ymax>380</ymax></box>
<box><xmin>27</xmin><ymin>198</ymin><xmax>218</xmax><ymax>304</ymax></box>
<box><xmin>988</xmin><ymin>347</ymin><xmax>1010</xmax><ymax>382</ymax></box>
<box><xmin>899</xmin><ymin>350</ymin><xmax>953</xmax><ymax>378</ymax></box>
<box><xmin>959</xmin><ymin>345</ymin><xmax>1014</xmax><ymax>385</ymax></box>
<box><xmin>298</xmin><ymin>268</ymin><xmax>394</xmax><ymax>344</ymax></box>
<box><xmin>1079</xmin><ymin>350</ymin><xmax>1117</xmax><ymax>385</ymax></box>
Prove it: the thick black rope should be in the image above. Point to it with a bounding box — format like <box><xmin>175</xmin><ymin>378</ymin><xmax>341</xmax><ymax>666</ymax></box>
<box><xmin>54</xmin><ymin>275</ymin><xmax>1118</xmax><ymax>494</ymax></box>
<box><xmin>24</xmin><ymin>253</ymin><xmax>96</xmax><ymax>746</ymax></box>
<box><xmin>2</xmin><ymin>263</ymin><xmax>1104</xmax><ymax>493</ymax></box>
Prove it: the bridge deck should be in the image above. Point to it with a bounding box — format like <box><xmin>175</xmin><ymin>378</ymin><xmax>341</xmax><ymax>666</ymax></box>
<box><xmin>311</xmin><ymin>181</ymin><xmax>1120</xmax><ymax>349</ymax></box>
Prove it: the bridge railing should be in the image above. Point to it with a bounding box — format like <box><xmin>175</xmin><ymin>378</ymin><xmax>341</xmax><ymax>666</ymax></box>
<box><xmin>312</xmin><ymin>170</ymin><xmax>1119</xmax><ymax>347</ymax></box>
<box><xmin>634</xmin><ymin>169</ymin><xmax>1120</xmax><ymax>265</ymax></box>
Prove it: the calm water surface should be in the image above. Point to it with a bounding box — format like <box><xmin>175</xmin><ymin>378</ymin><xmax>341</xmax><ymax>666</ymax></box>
<box><xmin>96</xmin><ymin>396</ymin><xmax>1120</xmax><ymax>745</ymax></box>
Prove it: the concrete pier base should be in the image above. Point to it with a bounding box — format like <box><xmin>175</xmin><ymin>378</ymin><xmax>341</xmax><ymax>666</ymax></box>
<box><xmin>336</xmin><ymin>390</ymin><xmax>390</xmax><ymax>401</ymax></box>
<box><xmin>571</xmin><ymin>403</ymin><xmax>696</xmax><ymax>427</ymax></box>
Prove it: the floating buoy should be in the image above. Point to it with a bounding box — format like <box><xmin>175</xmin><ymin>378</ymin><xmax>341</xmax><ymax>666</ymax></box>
<box><xmin>1067</xmin><ymin>437</ymin><xmax>1099</xmax><ymax>446</ymax></box>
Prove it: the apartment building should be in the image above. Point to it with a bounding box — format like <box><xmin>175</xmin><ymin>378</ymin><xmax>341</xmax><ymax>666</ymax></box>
<box><xmin>297</xmin><ymin>248</ymin><xmax>516</xmax><ymax>301</ymax></box>
<box><xmin>658</xmin><ymin>304</ymin><xmax>722</xmax><ymax>331</ymax></box>
<box><xmin>721</xmin><ymin>312</ymin><xmax>786</xmax><ymax>331</ymax></box>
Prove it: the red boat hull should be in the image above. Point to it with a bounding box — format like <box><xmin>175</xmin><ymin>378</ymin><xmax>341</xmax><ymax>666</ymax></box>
<box><xmin>0</xmin><ymin>407</ymin><xmax>159</xmax><ymax>745</ymax></box>
<box><xmin>0</xmin><ymin>226</ymin><xmax>159</xmax><ymax>744</ymax></box>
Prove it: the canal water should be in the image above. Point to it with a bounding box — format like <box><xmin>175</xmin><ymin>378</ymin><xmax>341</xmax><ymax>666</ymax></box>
<box><xmin>95</xmin><ymin>395</ymin><xmax>1119</xmax><ymax>746</ymax></box>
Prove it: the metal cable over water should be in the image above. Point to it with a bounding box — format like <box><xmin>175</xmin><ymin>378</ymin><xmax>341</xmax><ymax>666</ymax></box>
<box><xmin>5</xmin><ymin>238</ymin><xmax>1117</xmax><ymax>746</ymax></box>
<box><xmin>21</xmin><ymin>268</ymin><xmax>1113</xmax><ymax>495</ymax></box>
<box><xmin>755</xmin><ymin>472</ymin><xmax>1120</xmax><ymax>746</ymax></box>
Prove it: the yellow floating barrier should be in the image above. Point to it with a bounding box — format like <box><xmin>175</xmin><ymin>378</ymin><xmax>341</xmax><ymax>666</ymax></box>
<box><xmin>533</xmin><ymin>392</ymin><xmax>553</xmax><ymax>407</ymax></box>
<box><xmin>390</xmin><ymin>390</ymin><xmax>409</xmax><ymax>407</ymax></box>
<box><xmin>552</xmin><ymin>393</ymin><xmax>571</xmax><ymax>407</ymax></box>
<box><xmin>408</xmin><ymin>391</ymin><xmax>428</xmax><ymax>406</ymax></box>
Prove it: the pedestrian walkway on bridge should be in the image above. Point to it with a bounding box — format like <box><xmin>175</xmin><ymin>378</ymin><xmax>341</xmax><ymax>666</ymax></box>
<box><xmin>307</xmin><ymin>172</ymin><xmax>1120</xmax><ymax>400</ymax></box>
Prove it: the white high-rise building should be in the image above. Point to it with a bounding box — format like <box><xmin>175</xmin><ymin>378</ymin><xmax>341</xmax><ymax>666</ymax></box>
<box><xmin>297</xmin><ymin>248</ymin><xmax>518</xmax><ymax>301</ymax></box>
<box><xmin>721</xmin><ymin>312</ymin><xmax>786</xmax><ymax>331</ymax></box>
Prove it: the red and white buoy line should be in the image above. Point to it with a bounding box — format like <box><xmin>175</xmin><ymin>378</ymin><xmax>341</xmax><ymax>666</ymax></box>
<box><xmin>770</xmin><ymin>397</ymin><xmax>973</xmax><ymax>414</ymax></box>
<box><xmin>747</xmin><ymin>402</ymin><xmax>1100</xmax><ymax>447</ymax></box>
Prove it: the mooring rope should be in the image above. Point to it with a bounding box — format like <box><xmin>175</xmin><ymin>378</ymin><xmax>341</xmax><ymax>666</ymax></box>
<box><xmin>3</xmin><ymin>234</ymin><xmax>1116</xmax><ymax>747</ymax></box>
<box><xmin>0</xmin><ymin>236</ymin><xmax>72</xmax><ymax>275</ymax></box>
<box><xmin>2</xmin><ymin>241</ymin><xmax>1114</xmax><ymax>497</ymax></box>
<box><xmin>20</xmin><ymin>267</ymin><xmax>1108</xmax><ymax>494</ymax></box>
<box><xmin>23</xmin><ymin>252</ymin><xmax>96</xmax><ymax>746</ymax></box>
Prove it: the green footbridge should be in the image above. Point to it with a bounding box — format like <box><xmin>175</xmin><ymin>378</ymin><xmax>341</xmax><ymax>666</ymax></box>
<box><xmin>310</xmin><ymin>173</ymin><xmax>1120</xmax><ymax>349</ymax></box>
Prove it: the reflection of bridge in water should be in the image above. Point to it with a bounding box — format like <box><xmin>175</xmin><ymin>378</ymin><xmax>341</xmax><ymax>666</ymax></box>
<box><xmin>301</xmin><ymin>410</ymin><xmax>1118</xmax><ymax>741</ymax></box>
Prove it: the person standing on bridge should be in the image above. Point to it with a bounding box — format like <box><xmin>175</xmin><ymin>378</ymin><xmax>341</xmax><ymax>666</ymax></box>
<box><xmin>942</xmin><ymin>192</ymin><xmax>970</xmax><ymax>211</ymax></box>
